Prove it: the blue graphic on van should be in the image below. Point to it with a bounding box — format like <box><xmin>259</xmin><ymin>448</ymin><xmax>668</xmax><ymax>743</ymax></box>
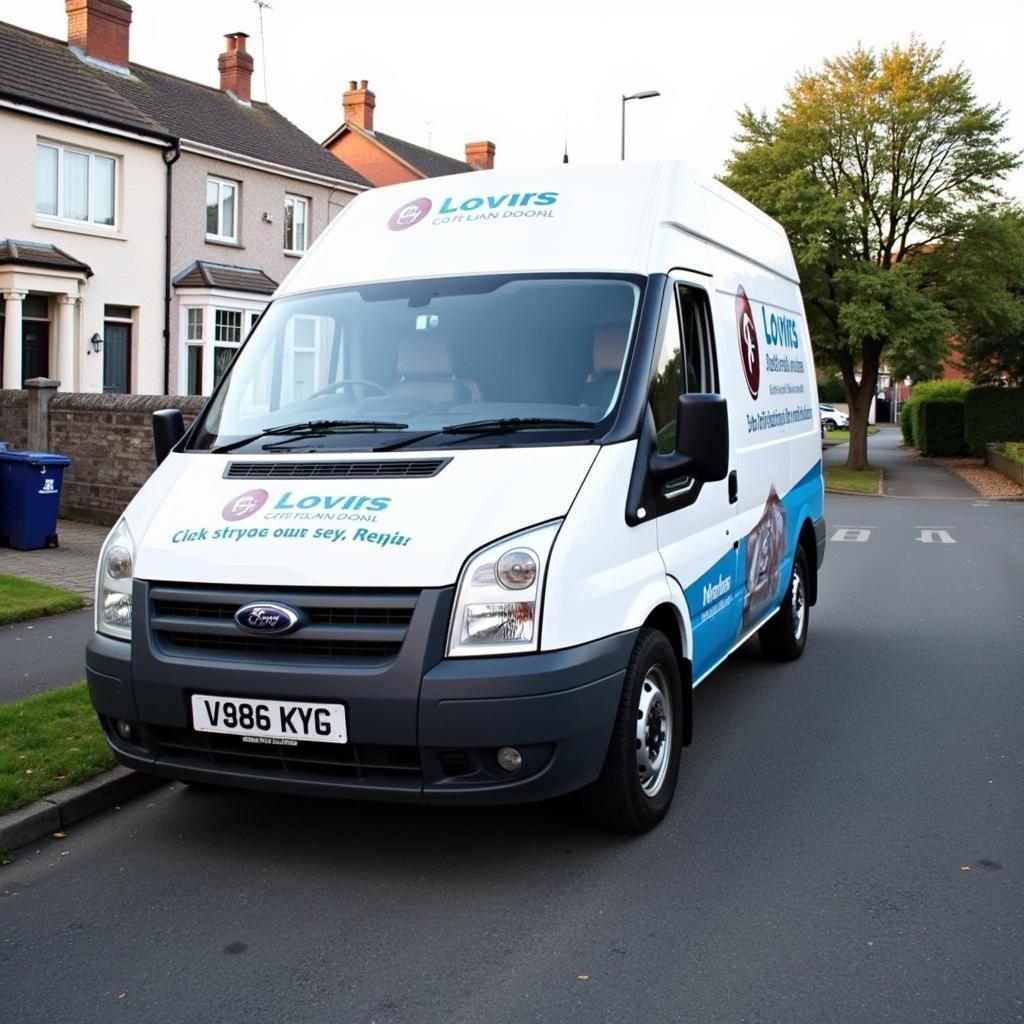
<box><xmin>274</xmin><ymin>493</ymin><xmax>391</xmax><ymax>512</ymax></box>
<box><xmin>438</xmin><ymin>192</ymin><xmax>558</xmax><ymax>214</ymax></box>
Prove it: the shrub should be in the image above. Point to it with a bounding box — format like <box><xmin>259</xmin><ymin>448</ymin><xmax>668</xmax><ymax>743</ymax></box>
<box><xmin>817</xmin><ymin>378</ymin><xmax>846</xmax><ymax>403</ymax></box>
<box><xmin>918</xmin><ymin>399</ymin><xmax>967</xmax><ymax>455</ymax></box>
<box><xmin>964</xmin><ymin>387</ymin><xmax>1024</xmax><ymax>455</ymax></box>
<box><xmin>901</xmin><ymin>379</ymin><xmax>971</xmax><ymax>448</ymax></box>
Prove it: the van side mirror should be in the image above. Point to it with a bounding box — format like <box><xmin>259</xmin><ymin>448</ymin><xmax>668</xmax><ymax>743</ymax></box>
<box><xmin>153</xmin><ymin>408</ymin><xmax>185</xmax><ymax>466</ymax></box>
<box><xmin>649</xmin><ymin>394</ymin><xmax>729</xmax><ymax>484</ymax></box>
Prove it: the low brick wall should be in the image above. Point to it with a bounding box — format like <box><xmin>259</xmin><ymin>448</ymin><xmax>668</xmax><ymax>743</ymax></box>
<box><xmin>2</xmin><ymin>390</ymin><xmax>205</xmax><ymax>526</ymax></box>
<box><xmin>0</xmin><ymin>389</ymin><xmax>29</xmax><ymax>450</ymax></box>
<box><xmin>986</xmin><ymin>444</ymin><xmax>1024</xmax><ymax>487</ymax></box>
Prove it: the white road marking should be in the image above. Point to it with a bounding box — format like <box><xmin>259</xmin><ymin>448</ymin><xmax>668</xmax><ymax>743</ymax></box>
<box><xmin>832</xmin><ymin>528</ymin><xmax>872</xmax><ymax>542</ymax></box>
<box><xmin>915</xmin><ymin>528</ymin><xmax>957</xmax><ymax>544</ymax></box>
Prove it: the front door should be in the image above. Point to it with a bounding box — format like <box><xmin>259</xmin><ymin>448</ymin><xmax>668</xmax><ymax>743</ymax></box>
<box><xmin>653</xmin><ymin>276</ymin><xmax>741</xmax><ymax>683</ymax></box>
<box><xmin>103</xmin><ymin>322</ymin><xmax>130</xmax><ymax>394</ymax></box>
<box><xmin>21</xmin><ymin>320</ymin><xmax>50</xmax><ymax>383</ymax></box>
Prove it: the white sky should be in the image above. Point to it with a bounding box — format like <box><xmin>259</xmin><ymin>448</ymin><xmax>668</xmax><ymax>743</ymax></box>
<box><xmin>2</xmin><ymin>0</ymin><xmax>1021</xmax><ymax>197</ymax></box>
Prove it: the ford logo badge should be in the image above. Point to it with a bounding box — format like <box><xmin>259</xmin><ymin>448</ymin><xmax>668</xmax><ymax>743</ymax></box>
<box><xmin>234</xmin><ymin>602</ymin><xmax>301</xmax><ymax>635</ymax></box>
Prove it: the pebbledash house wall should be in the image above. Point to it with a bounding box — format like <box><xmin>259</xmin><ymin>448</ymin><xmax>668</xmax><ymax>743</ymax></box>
<box><xmin>0</xmin><ymin>107</ymin><xmax>168</xmax><ymax>394</ymax></box>
<box><xmin>169</xmin><ymin>151</ymin><xmax>357</xmax><ymax>393</ymax></box>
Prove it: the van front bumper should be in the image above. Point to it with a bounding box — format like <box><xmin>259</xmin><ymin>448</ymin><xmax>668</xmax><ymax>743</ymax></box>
<box><xmin>86</xmin><ymin>620</ymin><xmax>634</xmax><ymax>806</ymax></box>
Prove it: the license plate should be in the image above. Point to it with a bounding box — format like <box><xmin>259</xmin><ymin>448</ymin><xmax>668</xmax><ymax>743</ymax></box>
<box><xmin>191</xmin><ymin>695</ymin><xmax>347</xmax><ymax>744</ymax></box>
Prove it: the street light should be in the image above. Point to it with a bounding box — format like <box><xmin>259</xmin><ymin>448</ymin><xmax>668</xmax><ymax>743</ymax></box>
<box><xmin>621</xmin><ymin>90</ymin><xmax>660</xmax><ymax>160</ymax></box>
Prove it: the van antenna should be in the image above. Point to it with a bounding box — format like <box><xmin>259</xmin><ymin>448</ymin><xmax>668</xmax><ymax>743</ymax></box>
<box><xmin>253</xmin><ymin>0</ymin><xmax>272</xmax><ymax>102</ymax></box>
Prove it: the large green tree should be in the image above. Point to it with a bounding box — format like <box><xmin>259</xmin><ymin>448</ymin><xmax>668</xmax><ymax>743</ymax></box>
<box><xmin>723</xmin><ymin>40</ymin><xmax>1020</xmax><ymax>469</ymax></box>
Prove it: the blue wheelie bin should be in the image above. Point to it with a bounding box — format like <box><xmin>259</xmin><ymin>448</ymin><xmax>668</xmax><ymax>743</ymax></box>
<box><xmin>0</xmin><ymin>449</ymin><xmax>72</xmax><ymax>550</ymax></box>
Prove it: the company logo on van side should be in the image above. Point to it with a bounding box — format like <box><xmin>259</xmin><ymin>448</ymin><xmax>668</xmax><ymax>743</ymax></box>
<box><xmin>387</xmin><ymin>198</ymin><xmax>432</xmax><ymax>231</ymax></box>
<box><xmin>736</xmin><ymin>286</ymin><xmax>760</xmax><ymax>400</ymax></box>
<box><xmin>437</xmin><ymin>192</ymin><xmax>558</xmax><ymax>214</ymax></box>
<box><xmin>223</xmin><ymin>489</ymin><xmax>269</xmax><ymax>521</ymax></box>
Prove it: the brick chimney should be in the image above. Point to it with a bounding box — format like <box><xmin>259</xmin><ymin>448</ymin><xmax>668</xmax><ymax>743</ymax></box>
<box><xmin>219</xmin><ymin>32</ymin><xmax>254</xmax><ymax>104</ymax></box>
<box><xmin>65</xmin><ymin>0</ymin><xmax>132</xmax><ymax>70</ymax></box>
<box><xmin>465</xmin><ymin>141</ymin><xmax>496</xmax><ymax>171</ymax></box>
<box><xmin>343</xmin><ymin>80</ymin><xmax>376</xmax><ymax>132</ymax></box>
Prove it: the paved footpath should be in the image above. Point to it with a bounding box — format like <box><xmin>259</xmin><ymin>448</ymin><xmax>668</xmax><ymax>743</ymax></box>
<box><xmin>1</xmin><ymin>520</ymin><xmax>107</xmax><ymax>701</ymax></box>
<box><xmin>824</xmin><ymin>424</ymin><xmax>980</xmax><ymax>499</ymax></box>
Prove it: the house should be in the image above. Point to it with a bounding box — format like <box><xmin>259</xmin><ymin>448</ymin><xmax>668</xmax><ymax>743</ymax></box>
<box><xmin>323</xmin><ymin>80</ymin><xmax>496</xmax><ymax>187</ymax></box>
<box><xmin>0</xmin><ymin>0</ymin><xmax>368</xmax><ymax>397</ymax></box>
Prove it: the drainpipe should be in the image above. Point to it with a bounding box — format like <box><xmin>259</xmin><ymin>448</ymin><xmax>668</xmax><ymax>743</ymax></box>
<box><xmin>162</xmin><ymin>140</ymin><xmax>181</xmax><ymax>395</ymax></box>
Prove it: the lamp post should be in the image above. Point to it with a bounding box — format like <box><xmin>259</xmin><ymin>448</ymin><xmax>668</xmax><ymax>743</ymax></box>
<box><xmin>621</xmin><ymin>90</ymin><xmax>660</xmax><ymax>160</ymax></box>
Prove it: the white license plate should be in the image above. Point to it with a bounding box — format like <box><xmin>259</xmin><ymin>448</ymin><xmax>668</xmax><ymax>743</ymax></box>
<box><xmin>191</xmin><ymin>695</ymin><xmax>348</xmax><ymax>745</ymax></box>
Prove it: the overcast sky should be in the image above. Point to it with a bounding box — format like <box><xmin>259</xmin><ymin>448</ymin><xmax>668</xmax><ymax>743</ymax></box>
<box><xmin>2</xmin><ymin>0</ymin><xmax>1021</xmax><ymax>197</ymax></box>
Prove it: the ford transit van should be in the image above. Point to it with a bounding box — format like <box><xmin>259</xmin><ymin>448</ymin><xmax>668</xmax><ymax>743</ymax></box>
<box><xmin>87</xmin><ymin>162</ymin><xmax>825</xmax><ymax>831</ymax></box>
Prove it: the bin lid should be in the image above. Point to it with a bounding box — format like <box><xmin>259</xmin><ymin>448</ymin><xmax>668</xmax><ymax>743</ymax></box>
<box><xmin>0</xmin><ymin>449</ymin><xmax>71</xmax><ymax>466</ymax></box>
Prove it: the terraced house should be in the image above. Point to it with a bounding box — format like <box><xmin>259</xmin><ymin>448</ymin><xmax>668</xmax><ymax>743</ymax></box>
<box><xmin>0</xmin><ymin>0</ymin><xmax>367</xmax><ymax>396</ymax></box>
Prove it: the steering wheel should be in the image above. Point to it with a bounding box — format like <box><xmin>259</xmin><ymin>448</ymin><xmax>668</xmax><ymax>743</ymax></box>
<box><xmin>309</xmin><ymin>378</ymin><xmax>390</xmax><ymax>400</ymax></box>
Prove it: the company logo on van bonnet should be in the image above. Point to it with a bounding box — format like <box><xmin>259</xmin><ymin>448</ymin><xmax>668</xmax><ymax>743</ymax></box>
<box><xmin>736</xmin><ymin>286</ymin><xmax>760</xmax><ymax>400</ymax></box>
<box><xmin>387</xmin><ymin>198</ymin><xmax>432</xmax><ymax>231</ymax></box>
<box><xmin>222</xmin><ymin>489</ymin><xmax>269</xmax><ymax>521</ymax></box>
<box><xmin>233</xmin><ymin>602</ymin><xmax>301</xmax><ymax>635</ymax></box>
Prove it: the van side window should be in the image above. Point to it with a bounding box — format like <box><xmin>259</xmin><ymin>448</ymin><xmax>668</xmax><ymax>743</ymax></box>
<box><xmin>650</xmin><ymin>297</ymin><xmax>683</xmax><ymax>455</ymax></box>
<box><xmin>678</xmin><ymin>285</ymin><xmax>718</xmax><ymax>395</ymax></box>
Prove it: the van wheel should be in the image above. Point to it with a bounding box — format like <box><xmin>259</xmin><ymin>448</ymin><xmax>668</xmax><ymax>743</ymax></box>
<box><xmin>580</xmin><ymin>628</ymin><xmax>683</xmax><ymax>832</ymax></box>
<box><xmin>758</xmin><ymin>547</ymin><xmax>809</xmax><ymax>661</ymax></box>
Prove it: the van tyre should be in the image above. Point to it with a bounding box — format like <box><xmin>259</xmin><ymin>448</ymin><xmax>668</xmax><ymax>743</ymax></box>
<box><xmin>758</xmin><ymin>546</ymin><xmax>809</xmax><ymax>661</ymax></box>
<box><xmin>581</xmin><ymin>628</ymin><xmax>683</xmax><ymax>833</ymax></box>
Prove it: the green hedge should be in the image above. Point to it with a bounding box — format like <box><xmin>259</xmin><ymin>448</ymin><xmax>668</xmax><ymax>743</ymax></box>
<box><xmin>901</xmin><ymin>380</ymin><xmax>971</xmax><ymax>448</ymax></box>
<box><xmin>964</xmin><ymin>387</ymin><xmax>1024</xmax><ymax>456</ymax></box>
<box><xmin>918</xmin><ymin>399</ymin><xmax>967</xmax><ymax>456</ymax></box>
<box><xmin>817</xmin><ymin>378</ymin><xmax>846</xmax><ymax>403</ymax></box>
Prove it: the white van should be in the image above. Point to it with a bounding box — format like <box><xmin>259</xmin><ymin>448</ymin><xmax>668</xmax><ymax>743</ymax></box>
<box><xmin>88</xmin><ymin>162</ymin><xmax>824</xmax><ymax>831</ymax></box>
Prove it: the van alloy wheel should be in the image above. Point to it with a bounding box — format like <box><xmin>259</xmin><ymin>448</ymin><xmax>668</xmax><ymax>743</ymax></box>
<box><xmin>790</xmin><ymin>568</ymin><xmax>806</xmax><ymax>642</ymax></box>
<box><xmin>636</xmin><ymin>665</ymin><xmax>673</xmax><ymax>797</ymax></box>
<box><xmin>758</xmin><ymin>547</ymin><xmax>809</xmax><ymax>662</ymax></box>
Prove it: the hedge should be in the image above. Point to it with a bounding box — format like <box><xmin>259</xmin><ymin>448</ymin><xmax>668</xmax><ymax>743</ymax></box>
<box><xmin>964</xmin><ymin>387</ymin><xmax>1024</xmax><ymax>456</ymax></box>
<box><xmin>901</xmin><ymin>379</ymin><xmax>971</xmax><ymax>449</ymax></box>
<box><xmin>817</xmin><ymin>378</ymin><xmax>846</xmax><ymax>403</ymax></box>
<box><xmin>918</xmin><ymin>399</ymin><xmax>967</xmax><ymax>456</ymax></box>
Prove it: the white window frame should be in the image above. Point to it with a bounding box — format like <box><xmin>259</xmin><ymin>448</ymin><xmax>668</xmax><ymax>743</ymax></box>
<box><xmin>206</xmin><ymin>177</ymin><xmax>239</xmax><ymax>243</ymax></box>
<box><xmin>177</xmin><ymin>294</ymin><xmax>266</xmax><ymax>395</ymax></box>
<box><xmin>283</xmin><ymin>194</ymin><xmax>310</xmax><ymax>254</ymax></box>
<box><xmin>36</xmin><ymin>141</ymin><xmax>118</xmax><ymax>229</ymax></box>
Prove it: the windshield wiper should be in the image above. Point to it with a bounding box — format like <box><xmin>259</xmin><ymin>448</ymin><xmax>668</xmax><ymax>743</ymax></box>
<box><xmin>376</xmin><ymin>417</ymin><xmax>593</xmax><ymax>452</ymax></box>
<box><xmin>210</xmin><ymin>420</ymin><xmax>409</xmax><ymax>454</ymax></box>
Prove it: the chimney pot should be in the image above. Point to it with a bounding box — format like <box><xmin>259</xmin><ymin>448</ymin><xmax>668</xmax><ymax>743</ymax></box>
<box><xmin>65</xmin><ymin>0</ymin><xmax>132</xmax><ymax>70</ymax></box>
<box><xmin>343</xmin><ymin>79</ymin><xmax>376</xmax><ymax>132</ymax></box>
<box><xmin>219</xmin><ymin>31</ymin><xmax>254</xmax><ymax>103</ymax></box>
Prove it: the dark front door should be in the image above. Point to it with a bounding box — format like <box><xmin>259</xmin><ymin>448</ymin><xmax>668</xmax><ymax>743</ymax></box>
<box><xmin>21</xmin><ymin>321</ymin><xmax>50</xmax><ymax>384</ymax></box>
<box><xmin>103</xmin><ymin>322</ymin><xmax>130</xmax><ymax>394</ymax></box>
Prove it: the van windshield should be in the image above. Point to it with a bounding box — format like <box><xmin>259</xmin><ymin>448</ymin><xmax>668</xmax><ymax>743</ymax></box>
<box><xmin>189</xmin><ymin>274</ymin><xmax>643</xmax><ymax>452</ymax></box>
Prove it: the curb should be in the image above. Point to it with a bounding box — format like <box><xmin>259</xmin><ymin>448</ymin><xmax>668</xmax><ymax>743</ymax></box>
<box><xmin>0</xmin><ymin>768</ymin><xmax>163</xmax><ymax>852</ymax></box>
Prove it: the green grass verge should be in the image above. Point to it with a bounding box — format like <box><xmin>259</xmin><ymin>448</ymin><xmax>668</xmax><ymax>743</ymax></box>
<box><xmin>994</xmin><ymin>442</ymin><xmax>1024</xmax><ymax>466</ymax></box>
<box><xmin>0</xmin><ymin>575</ymin><xmax>85</xmax><ymax>627</ymax></box>
<box><xmin>825</xmin><ymin>465</ymin><xmax>882</xmax><ymax>494</ymax></box>
<box><xmin>824</xmin><ymin>425</ymin><xmax>880</xmax><ymax>443</ymax></box>
<box><xmin>0</xmin><ymin>683</ymin><xmax>114</xmax><ymax>815</ymax></box>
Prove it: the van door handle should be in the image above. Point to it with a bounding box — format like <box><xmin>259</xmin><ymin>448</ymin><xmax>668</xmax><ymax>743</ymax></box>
<box><xmin>728</xmin><ymin>470</ymin><xmax>738</xmax><ymax>504</ymax></box>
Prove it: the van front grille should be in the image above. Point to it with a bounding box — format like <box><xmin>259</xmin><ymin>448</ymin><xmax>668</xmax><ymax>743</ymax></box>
<box><xmin>148</xmin><ymin>583</ymin><xmax>419</xmax><ymax>665</ymax></box>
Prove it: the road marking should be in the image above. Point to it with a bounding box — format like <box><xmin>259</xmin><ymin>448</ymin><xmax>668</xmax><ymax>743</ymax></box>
<box><xmin>832</xmin><ymin>528</ymin><xmax>872</xmax><ymax>542</ymax></box>
<box><xmin>915</xmin><ymin>528</ymin><xmax>956</xmax><ymax>544</ymax></box>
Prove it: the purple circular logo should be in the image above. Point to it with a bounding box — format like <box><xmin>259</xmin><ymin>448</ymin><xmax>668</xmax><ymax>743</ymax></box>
<box><xmin>222</xmin><ymin>489</ymin><xmax>269</xmax><ymax>521</ymax></box>
<box><xmin>387</xmin><ymin>198</ymin><xmax>432</xmax><ymax>231</ymax></box>
<box><xmin>736</xmin><ymin>286</ymin><xmax>760</xmax><ymax>400</ymax></box>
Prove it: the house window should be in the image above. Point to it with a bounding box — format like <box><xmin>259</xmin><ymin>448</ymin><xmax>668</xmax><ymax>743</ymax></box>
<box><xmin>284</xmin><ymin>195</ymin><xmax>309</xmax><ymax>253</ymax></box>
<box><xmin>36</xmin><ymin>142</ymin><xmax>116</xmax><ymax>227</ymax></box>
<box><xmin>184</xmin><ymin>308</ymin><xmax>204</xmax><ymax>395</ymax></box>
<box><xmin>213</xmin><ymin>308</ymin><xmax>243</xmax><ymax>386</ymax></box>
<box><xmin>206</xmin><ymin>177</ymin><xmax>238</xmax><ymax>242</ymax></box>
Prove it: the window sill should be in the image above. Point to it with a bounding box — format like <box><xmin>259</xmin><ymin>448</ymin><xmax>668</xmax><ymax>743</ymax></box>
<box><xmin>34</xmin><ymin>216</ymin><xmax>124</xmax><ymax>241</ymax></box>
<box><xmin>282</xmin><ymin>250</ymin><xmax>307</xmax><ymax>259</ymax></box>
<box><xmin>206</xmin><ymin>236</ymin><xmax>243</xmax><ymax>248</ymax></box>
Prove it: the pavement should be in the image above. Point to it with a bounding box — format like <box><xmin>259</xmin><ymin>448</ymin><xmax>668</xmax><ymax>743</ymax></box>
<box><xmin>0</xmin><ymin>520</ymin><xmax>106</xmax><ymax>702</ymax></box>
<box><xmin>824</xmin><ymin>424</ymin><xmax>980</xmax><ymax>498</ymax></box>
<box><xmin>0</xmin><ymin>519</ymin><xmax>108</xmax><ymax>599</ymax></box>
<box><xmin>1</xmin><ymin>484</ymin><xmax>1022</xmax><ymax>1022</ymax></box>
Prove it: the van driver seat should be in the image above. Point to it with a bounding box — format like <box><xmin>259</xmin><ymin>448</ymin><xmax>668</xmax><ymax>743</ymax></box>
<box><xmin>391</xmin><ymin>335</ymin><xmax>482</xmax><ymax>405</ymax></box>
<box><xmin>579</xmin><ymin>326</ymin><xmax>627</xmax><ymax>411</ymax></box>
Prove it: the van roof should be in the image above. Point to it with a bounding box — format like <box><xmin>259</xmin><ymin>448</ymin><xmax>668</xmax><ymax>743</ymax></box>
<box><xmin>279</xmin><ymin>161</ymin><xmax>799</xmax><ymax>296</ymax></box>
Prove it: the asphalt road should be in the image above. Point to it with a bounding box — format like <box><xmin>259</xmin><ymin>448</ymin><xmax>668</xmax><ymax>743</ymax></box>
<box><xmin>2</xmin><ymin>492</ymin><xmax>1022</xmax><ymax>1024</ymax></box>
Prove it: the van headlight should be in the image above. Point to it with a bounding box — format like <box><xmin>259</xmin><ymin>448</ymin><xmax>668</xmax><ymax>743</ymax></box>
<box><xmin>96</xmin><ymin>519</ymin><xmax>134</xmax><ymax>641</ymax></box>
<box><xmin>447</xmin><ymin>521</ymin><xmax>561</xmax><ymax>657</ymax></box>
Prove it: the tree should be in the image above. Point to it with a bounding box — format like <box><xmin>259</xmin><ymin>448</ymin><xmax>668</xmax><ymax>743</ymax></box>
<box><xmin>723</xmin><ymin>40</ymin><xmax>1020</xmax><ymax>469</ymax></box>
<box><xmin>929</xmin><ymin>207</ymin><xmax>1024</xmax><ymax>385</ymax></box>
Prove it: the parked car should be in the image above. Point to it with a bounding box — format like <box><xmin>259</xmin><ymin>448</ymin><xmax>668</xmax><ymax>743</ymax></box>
<box><xmin>820</xmin><ymin>403</ymin><xmax>849</xmax><ymax>431</ymax></box>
